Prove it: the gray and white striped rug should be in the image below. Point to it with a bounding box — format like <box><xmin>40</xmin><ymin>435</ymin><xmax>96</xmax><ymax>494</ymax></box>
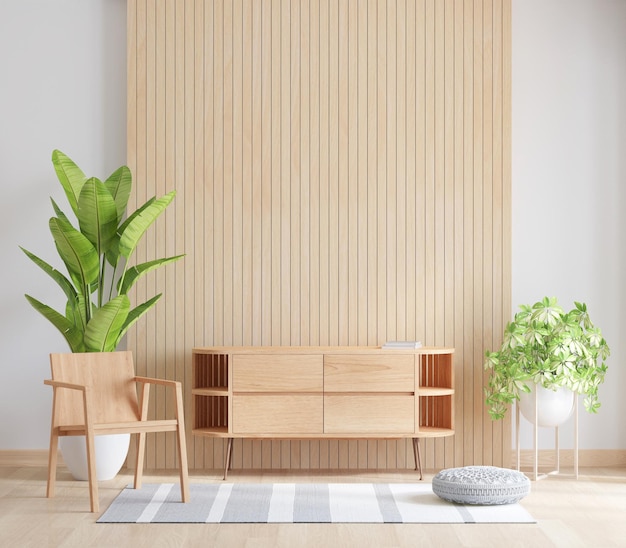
<box><xmin>98</xmin><ymin>483</ymin><xmax>535</xmax><ymax>524</ymax></box>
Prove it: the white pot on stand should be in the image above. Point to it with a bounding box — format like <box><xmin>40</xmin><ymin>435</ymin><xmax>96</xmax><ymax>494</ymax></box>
<box><xmin>516</xmin><ymin>383</ymin><xmax>578</xmax><ymax>480</ymax></box>
<box><xmin>59</xmin><ymin>433</ymin><xmax>130</xmax><ymax>481</ymax></box>
<box><xmin>518</xmin><ymin>384</ymin><xmax>575</xmax><ymax>427</ymax></box>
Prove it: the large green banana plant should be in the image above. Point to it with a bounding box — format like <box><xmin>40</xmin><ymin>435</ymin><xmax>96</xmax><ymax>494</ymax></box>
<box><xmin>21</xmin><ymin>150</ymin><xmax>184</xmax><ymax>352</ymax></box>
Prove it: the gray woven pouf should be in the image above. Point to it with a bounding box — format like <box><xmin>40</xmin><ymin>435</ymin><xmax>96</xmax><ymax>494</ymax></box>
<box><xmin>432</xmin><ymin>466</ymin><xmax>530</xmax><ymax>505</ymax></box>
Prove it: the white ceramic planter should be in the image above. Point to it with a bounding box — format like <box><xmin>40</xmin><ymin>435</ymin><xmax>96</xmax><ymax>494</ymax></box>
<box><xmin>518</xmin><ymin>384</ymin><xmax>575</xmax><ymax>427</ymax></box>
<box><xmin>59</xmin><ymin>433</ymin><xmax>131</xmax><ymax>481</ymax></box>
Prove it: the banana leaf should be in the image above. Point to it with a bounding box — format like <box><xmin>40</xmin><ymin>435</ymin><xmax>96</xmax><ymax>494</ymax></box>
<box><xmin>118</xmin><ymin>255</ymin><xmax>184</xmax><ymax>295</ymax></box>
<box><xmin>105</xmin><ymin>196</ymin><xmax>157</xmax><ymax>268</ymax></box>
<box><xmin>50</xmin><ymin>199</ymin><xmax>74</xmax><ymax>227</ymax></box>
<box><xmin>84</xmin><ymin>295</ymin><xmax>130</xmax><ymax>352</ymax></box>
<box><xmin>49</xmin><ymin>216</ymin><xmax>100</xmax><ymax>290</ymax></box>
<box><xmin>24</xmin><ymin>295</ymin><xmax>85</xmax><ymax>352</ymax></box>
<box><xmin>115</xmin><ymin>293</ymin><xmax>163</xmax><ymax>347</ymax></box>
<box><xmin>104</xmin><ymin>165</ymin><xmax>132</xmax><ymax>223</ymax></box>
<box><xmin>65</xmin><ymin>299</ymin><xmax>81</xmax><ymax>334</ymax></box>
<box><xmin>20</xmin><ymin>247</ymin><xmax>77</xmax><ymax>304</ymax></box>
<box><xmin>77</xmin><ymin>178</ymin><xmax>118</xmax><ymax>255</ymax></box>
<box><xmin>52</xmin><ymin>149</ymin><xmax>87</xmax><ymax>218</ymax></box>
<box><xmin>72</xmin><ymin>292</ymin><xmax>91</xmax><ymax>332</ymax></box>
<box><xmin>118</xmin><ymin>191</ymin><xmax>176</xmax><ymax>259</ymax></box>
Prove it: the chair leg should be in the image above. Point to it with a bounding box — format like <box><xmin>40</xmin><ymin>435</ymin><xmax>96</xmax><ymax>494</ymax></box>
<box><xmin>85</xmin><ymin>431</ymin><xmax>99</xmax><ymax>513</ymax></box>
<box><xmin>176</xmin><ymin>426</ymin><xmax>190</xmax><ymax>503</ymax></box>
<box><xmin>47</xmin><ymin>429</ymin><xmax>59</xmax><ymax>499</ymax></box>
<box><xmin>174</xmin><ymin>383</ymin><xmax>190</xmax><ymax>503</ymax></box>
<box><xmin>134</xmin><ymin>432</ymin><xmax>146</xmax><ymax>490</ymax></box>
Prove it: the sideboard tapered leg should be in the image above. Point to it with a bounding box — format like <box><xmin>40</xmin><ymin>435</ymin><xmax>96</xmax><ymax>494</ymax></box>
<box><xmin>412</xmin><ymin>438</ymin><xmax>423</xmax><ymax>480</ymax></box>
<box><xmin>224</xmin><ymin>438</ymin><xmax>233</xmax><ymax>480</ymax></box>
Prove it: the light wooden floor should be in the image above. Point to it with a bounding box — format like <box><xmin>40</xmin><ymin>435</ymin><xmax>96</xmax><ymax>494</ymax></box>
<box><xmin>1</xmin><ymin>465</ymin><xmax>625</xmax><ymax>548</ymax></box>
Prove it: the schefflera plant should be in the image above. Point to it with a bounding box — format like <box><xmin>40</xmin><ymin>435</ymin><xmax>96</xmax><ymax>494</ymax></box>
<box><xmin>21</xmin><ymin>150</ymin><xmax>183</xmax><ymax>352</ymax></box>
<box><xmin>484</xmin><ymin>296</ymin><xmax>610</xmax><ymax>420</ymax></box>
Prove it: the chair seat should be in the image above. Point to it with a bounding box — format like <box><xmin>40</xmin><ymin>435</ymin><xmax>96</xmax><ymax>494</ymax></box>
<box><xmin>59</xmin><ymin>420</ymin><xmax>179</xmax><ymax>436</ymax></box>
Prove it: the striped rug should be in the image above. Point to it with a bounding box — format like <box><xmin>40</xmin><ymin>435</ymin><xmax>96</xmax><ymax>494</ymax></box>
<box><xmin>97</xmin><ymin>483</ymin><xmax>535</xmax><ymax>524</ymax></box>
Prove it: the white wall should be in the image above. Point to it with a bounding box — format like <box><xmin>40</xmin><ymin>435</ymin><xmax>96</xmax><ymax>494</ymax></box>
<box><xmin>1</xmin><ymin>0</ymin><xmax>624</xmax><ymax>454</ymax></box>
<box><xmin>0</xmin><ymin>1</ymin><xmax>127</xmax><ymax>448</ymax></box>
<box><xmin>513</xmin><ymin>0</ymin><xmax>626</xmax><ymax>449</ymax></box>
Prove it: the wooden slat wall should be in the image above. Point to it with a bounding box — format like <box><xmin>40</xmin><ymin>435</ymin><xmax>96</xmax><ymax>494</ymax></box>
<box><xmin>126</xmin><ymin>0</ymin><xmax>511</xmax><ymax>471</ymax></box>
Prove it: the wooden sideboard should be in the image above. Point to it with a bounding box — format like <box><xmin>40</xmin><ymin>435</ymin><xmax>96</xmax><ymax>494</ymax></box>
<box><xmin>192</xmin><ymin>346</ymin><xmax>454</xmax><ymax>478</ymax></box>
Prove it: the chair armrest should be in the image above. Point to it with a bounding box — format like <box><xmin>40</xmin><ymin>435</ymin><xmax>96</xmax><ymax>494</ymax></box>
<box><xmin>134</xmin><ymin>376</ymin><xmax>184</xmax><ymax>422</ymax></box>
<box><xmin>44</xmin><ymin>379</ymin><xmax>88</xmax><ymax>392</ymax></box>
<box><xmin>134</xmin><ymin>376</ymin><xmax>181</xmax><ymax>389</ymax></box>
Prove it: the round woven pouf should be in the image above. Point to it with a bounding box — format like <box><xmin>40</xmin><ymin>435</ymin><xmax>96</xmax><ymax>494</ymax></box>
<box><xmin>432</xmin><ymin>466</ymin><xmax>530</xmax><ymax>505</ymax></box>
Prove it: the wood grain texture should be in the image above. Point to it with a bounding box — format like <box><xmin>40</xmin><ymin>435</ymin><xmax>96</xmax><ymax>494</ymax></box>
<box><xmin>232</xmin><ymin>354</ymin><xmax>323</xmax><ymax>392</ymax></box>
<box><xmin>2</xmin><ymin>465</ymin><xmax>626</xmax><ymax>547</ymax></box>
<box><xmin>324</xmin><ymin>355</ymin><xmax>414</xmax><ymax>392</ymax></box>
<box><xmin>127</xmin><ymin>0</ymin><xmax>512</xmax><ymax>471</ymax></box>
<box><xmin>233</xmin><ymin>395</ymin><xmax>324</xmax><ymax>434</ymax></box>
<box><xmin>324</xmin><ymin>395</ymin><xmax>415</xmax><ymax>434</ymax></box>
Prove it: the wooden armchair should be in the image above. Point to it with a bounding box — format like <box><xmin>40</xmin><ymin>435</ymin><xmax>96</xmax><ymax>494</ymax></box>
<box><xmin>45</xmin><ymin>351</ymin><xmax>189</xmax><ymax>512</ymax></box>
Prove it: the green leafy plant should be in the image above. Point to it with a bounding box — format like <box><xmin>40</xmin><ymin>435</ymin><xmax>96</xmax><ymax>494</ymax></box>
<box><xmin>484</xmin><ymin>296</ymin><xmax>610</xmax><ymax>420</ymax></box>
<box><xmin>21</xmin><ymin>150</ymin><xmax>183</xmax><ymax>352</ymax></box>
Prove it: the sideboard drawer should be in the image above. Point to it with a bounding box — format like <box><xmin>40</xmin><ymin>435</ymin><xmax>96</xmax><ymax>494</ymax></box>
<box><xmin>233</xmin><ymin>354</ymin><xmax>323</xmax><ymax>392</ymax></box>
<box><xmin>233</xmin><ymin>394</ymin><xmax>323</xmax><ymax>434</ymax></box>
<box><xmin>324</xmin><ymin>354</ymin><xmax>414</xmax><ymax>392</ymax></box>
<box><xmin>324</xmin><ymin>395</ymin><xmax>415</xmax><ymax>434</ymax></box>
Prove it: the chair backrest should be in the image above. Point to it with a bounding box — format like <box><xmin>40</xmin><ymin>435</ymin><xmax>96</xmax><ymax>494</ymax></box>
<box><xmin>49</xmin><ymin>351</ymin><xmax>140</xmax><ymax>427</ymax></box>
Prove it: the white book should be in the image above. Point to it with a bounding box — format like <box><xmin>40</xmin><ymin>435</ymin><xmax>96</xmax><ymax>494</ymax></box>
<box><xmin>382</xmin><ymin>341</ymin><xmax>422</xmax><ymax>349</ymax></box>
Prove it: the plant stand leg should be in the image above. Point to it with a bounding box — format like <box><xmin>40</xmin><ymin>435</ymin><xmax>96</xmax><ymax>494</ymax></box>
<box><xmin>555</xmin><ymin>426</ymin><xmax>560</xmax><ymax>474</ymax></box>
<box><xmin>533</xmin><ymin>388</ymin><xmax>539</xmax><ymax>481</ymax></box>
<box><xmin>516</xmin><ymin>403</ymin><xmax>521</xmax><ymax>471</ymax></box>
<box><xmin>574</xmin><ymin>393</ymin><xmax>579</xmax><ymax>479</ymax></box>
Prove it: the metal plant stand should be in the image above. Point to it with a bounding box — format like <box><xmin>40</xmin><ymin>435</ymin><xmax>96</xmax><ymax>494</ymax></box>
<box><xmin>515</xmin><ymin>392</ymin><xmax>579</xmax><ymax>481</ymax></box>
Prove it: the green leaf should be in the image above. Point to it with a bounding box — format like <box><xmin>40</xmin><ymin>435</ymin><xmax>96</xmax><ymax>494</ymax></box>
<box><xmin>77</xmin><ymin>178</ymin><xmax>119</xmax><ymax>256</ymax></box>
<box><xmin>118</xmin><ymin>196</ymin><xmax>156</xmax><ymax>234</ymax></box>
<box><xmin>51</xmin><ymin>150</ymin><xmax>87</xmax><ymax>218</ymax></box>
<box><xmin>119</xmin><ymin>191</ymin><xmax>176</xmax><ymax>259</ymax></box>
<box><xmin>104</xmin><ymin>234</ymin><xmax>122</xmax><ymax>269</ymax></box>
<box><xmin>50</xmin><ymin>199</ymin><xmax>74</xmax><ymax>226</ymax></box>
<box><xmin>20</xmin><ymin>247</ymin><xmax>78</xmax><ymax>304</ymax></box>
<box><xmin>118</xmin><ymin>255</ymin><xmax>184</xmax><ymax>295</ymax></box>
<box><xmin>115</xmin><ymin>293</ymin><xmax>163</xmax><ymax>347</ymax></box>
<box><xmin>49</xmin><ymin>216</ymin><xmax>100</xmax><ymax>289</ymax></box>
<box><xmin>587</xmin><ymin>328</ymin><xmax>604</xmax><ymax>347</ymax></box>
<box><xmin>24</xmin><ymin>295</ymin><xmax>85</xmax><ymax>352</ymax></box>
<box><xmin>104</xmin><ymin>165</ymin><xmax>132</xmax><ymax>223</ymax></box>
<box><xmin>532</xmin><ymin>296</ymin><xmax>564</xmax><ymax>326</ymax></box>
<box><xmin>73</xmin><ymin>292</ymin><xmax>91</xmax><ymax>331</ymax></box>
<box><xmin>105</xmin><ymin>197</ymin><xmax>156</xmax><ymax>268</ymax></box>
<box><xmin>84</xmin><ymin>295</ymin><xmax>130</xmax><ymax>352</ymax></box>
<box><xmin>65</xmin><ymin>294</ymin><xmax>85</xmax><ymax>334</ymax></box>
